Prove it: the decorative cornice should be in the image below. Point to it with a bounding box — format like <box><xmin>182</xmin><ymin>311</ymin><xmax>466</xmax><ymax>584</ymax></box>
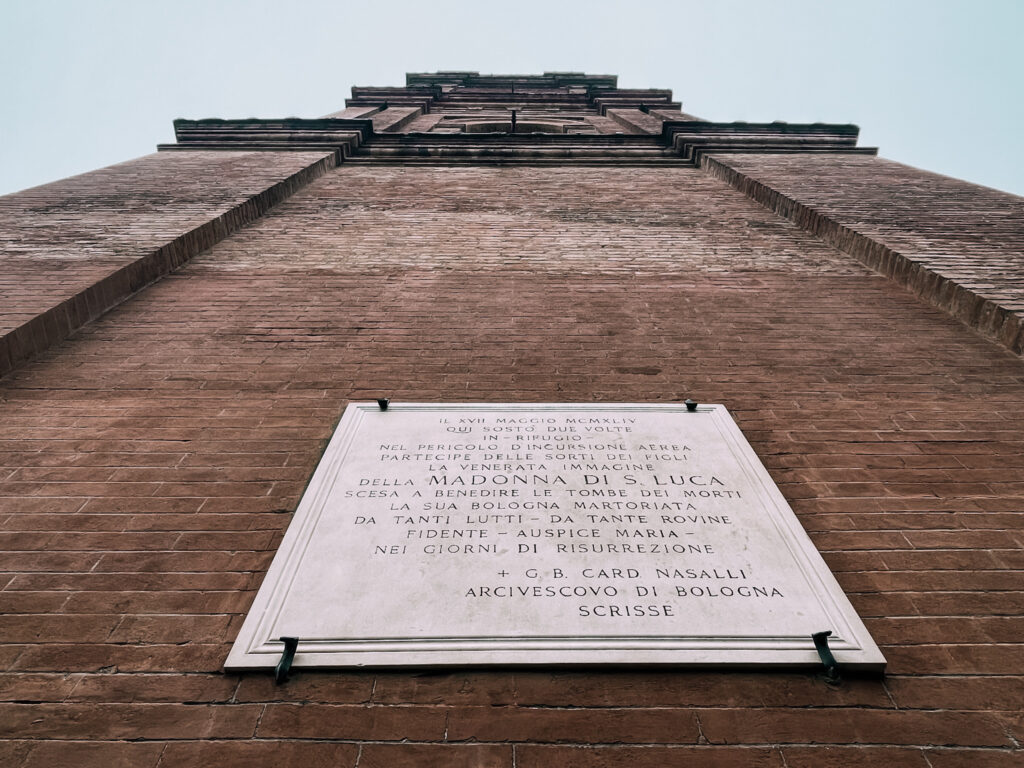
<box><xmin>663</xmin><ymin>121</ymin><xmax>875</xmax><ymax>164</ymax></box>
<box><xmin>352</xmin><ymin>133</ymin><xmax>686</xmax><ymax>165</ymax></box>
<box><xmin>592</xmin><ymin>90</ymin><xmax>680</xmax><ymax>114</ymax></box>
<box><xmin>160</xmin><ymin>119</ymin><xmax>875</xmax><ymax>165</ymax></box>
<box><xmin>347</xmin><ymin>87</ymin><xmax>438</xmax><ymax>111</ymax></box>
<box><xmin>157</xmin><ymin>77</ymin><xmax>877</xmax><ymax>165</ymax></box>
<box><xmin>160</xmin><ymin>119</ymin><xmax>373</xmax><ymax>160</ymax></box>
<box><xmin>405</xmin><ymin>71</ymin><xmax>618</xmax><ymax>89</ymax></box>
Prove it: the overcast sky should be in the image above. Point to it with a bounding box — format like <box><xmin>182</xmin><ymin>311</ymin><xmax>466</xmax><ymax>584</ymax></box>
<box><xmin>1</xmin><ymin>0</ymin><xmax>1022</xmax><ymax>197</ymax></box>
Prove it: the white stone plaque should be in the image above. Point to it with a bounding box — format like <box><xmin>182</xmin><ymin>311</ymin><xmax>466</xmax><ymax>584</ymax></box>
<box><xmin>226</xmin><ymin>403</ymin><xmax>885</xmax><ymax>670</ymax></box>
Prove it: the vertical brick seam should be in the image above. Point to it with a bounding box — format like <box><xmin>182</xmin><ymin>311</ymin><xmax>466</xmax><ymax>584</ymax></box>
<box><xmin>701</xmin><ymin>154</ymin><xmax>1024</xmax><ymax>356</ymax></box>
<box><xmin>0</xmin><ymin>151</ymin><xmax>338</xmax><ymax>379</ymax></box>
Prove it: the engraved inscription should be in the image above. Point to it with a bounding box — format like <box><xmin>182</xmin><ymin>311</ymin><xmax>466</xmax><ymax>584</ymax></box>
<box><xmin>226</xmin><ymin>404</ymin><xmax>885</xmax><ymax>670</ymax></box>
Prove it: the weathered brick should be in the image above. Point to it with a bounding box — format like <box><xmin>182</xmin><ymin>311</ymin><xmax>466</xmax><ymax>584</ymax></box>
<box><xmin>370</xmin><ymin>671</ymin><xmax>516</xmax><ymax>706</ymax></box>
<box><xmin>886</xmin><ymin>675</ymin><xmax>1024</xmax><ymax>712</ymax></box>
<box><xmin>924</xmin><ymin>749</ymin><xmax>1024</xmax><ymax>768</ymax></box>
<box><xmin>256</xmin><ymin>703</ymin><xmax>445</xmax><ymax>740</ymax></box>
<box><xmin>780</xmin><ymin>746</ymin><xmax>930</xmax><ymax>767</ymax></box>
<box><xmin>233</xmin><ymin>672</ymin><xmax>373</xmax><ymax>704</ymax></box>
<box><xmin>447</xmin><ymin>706</ymin><xmax>701</xmax><ymax>744</ymax></box>
<box><xmin>0</xmin><ymin>702</ymin><xmax>260</xmax><ymax>739</ymax></box>
<box><xmin>156</xmin><ymin>741</ymin><xmax>359</xmax><ymax>768</ymax></box>
<box><xmin>359</xmin><ymin>744</ymin><xmax>513</xmax><ymax>768</ymax></box>
<box><xmin>21</xmin><ymin>740</ymin><xmax>164</xmax><ymax>768</ymax></box>
<box><xmin>515</xmin><ymin>745</ymin><xmax>784</xmax><ymax>768</ymax></box>
<box><xmin>512</xmin><ymin>671</ymin><xmax>890</xmax><ymax>708</ymax></box>
<box><xmin>698</xmin><ymin>709</ymin><xmax>1013</xmax><ymax>747</ymax></box>
<box><xmin>0</xmin><ymin>673</ymin><xmax>81</xmax><ymax>702</ymax></box>
<box><xmin>67</xmin><ymin>673</ymin><xmax>237</xmax><ymax>703</ymax></box>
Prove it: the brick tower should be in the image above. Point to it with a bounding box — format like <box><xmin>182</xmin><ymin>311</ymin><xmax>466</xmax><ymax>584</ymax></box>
<box><xmin>1</xmin><ymin>72</ymin><xmax>1022</xmax><ymax>765</ymax></box>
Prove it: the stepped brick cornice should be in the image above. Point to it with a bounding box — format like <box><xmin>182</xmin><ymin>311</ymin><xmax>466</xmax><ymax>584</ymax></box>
<box><xmin>162</xmin><ymin>74</ymin><xmax>873</xmax><ymax>165</ymax></box>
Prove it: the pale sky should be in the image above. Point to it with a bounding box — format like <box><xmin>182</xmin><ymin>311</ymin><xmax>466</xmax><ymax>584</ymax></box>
<box><xmin>1</xmin><ymin>0</ymin><xmax>1022</xmax><ymax>197</ymax></box>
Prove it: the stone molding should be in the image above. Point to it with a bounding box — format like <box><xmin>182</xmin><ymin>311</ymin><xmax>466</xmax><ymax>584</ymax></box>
<box><xmin>663</xmin><ymin>121</ymin><xmax>875</xmax><ymax>164</ymax></box>
<box><xmin>161</xmin><ymin>118</ymin><xmax>873</xmax><ymax>166</ymax></box>
<box><xmin>162</xmin><ymin>119</ymin><xmax>372</xmax><ymax>160</ymax></box>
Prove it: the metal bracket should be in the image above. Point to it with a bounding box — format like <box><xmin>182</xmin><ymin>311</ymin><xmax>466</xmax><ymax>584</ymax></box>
<box><xmin>275</xmin><ymin>636</ymin><xmax>299</xmax><ymax>685</ymax></box>
<box><xmin>377</xmin><ymin>398</ymin><xmax>390</xmax><ymax>411</ymax></box>
<box><xmin>812</xmin><ymin>630</ymin><xmax>841</xmax><ymax>684</ymax></box>
<box><xmin>684</xmin><ymin>399</ymin><xmax>698</xmax><ymax>412</ymax></box>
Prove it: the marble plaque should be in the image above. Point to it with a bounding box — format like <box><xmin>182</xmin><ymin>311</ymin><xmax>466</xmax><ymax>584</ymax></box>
<box><xmin>226</xmin><ymin>403</ymin><xmax>885</xmax><ymax>669</ymax></box>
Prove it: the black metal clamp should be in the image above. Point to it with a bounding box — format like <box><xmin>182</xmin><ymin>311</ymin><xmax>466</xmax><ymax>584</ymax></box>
<box><xmin>684</xmin><ymin>399</ymin><xmax>698</xmax><ymax>412</ymax></box>
<box><xmin>275</xmin><ymin>636</ymin><xmax>299</xmax><ymax>685</ymax></box>
<box><xmin>377</xmin><ymin>398</ymin><xmax>390</xmax><ymax>411</ymax></box>
<box><xmin>812</xmin><ymin>630</ymin><xmax>841</xmax><ymax>685</ymax></box>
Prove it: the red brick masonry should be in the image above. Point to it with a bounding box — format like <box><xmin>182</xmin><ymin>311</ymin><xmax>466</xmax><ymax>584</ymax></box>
<box><xmin>1</xmin><ymin>160</ymin><xmax>1022</xmax><ymax>766</ymax></box>
<box><xmin>704</xmin><ymin>153</ymin><xmax>1024</xmax><ymax>354</ymax></box>
<box><xmin>0</xmin><ymin>150</ymin><xmax>335</xmax><ymax>377</ymax></box>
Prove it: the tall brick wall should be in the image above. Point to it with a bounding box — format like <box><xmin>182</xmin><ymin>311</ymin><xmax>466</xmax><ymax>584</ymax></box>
<box><xmin>1</xmin><ymin>162</ymin><xmax>1023</xmax><ymax>766</ymax></box>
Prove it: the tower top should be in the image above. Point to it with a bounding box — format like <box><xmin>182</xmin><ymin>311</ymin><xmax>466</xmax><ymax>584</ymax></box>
<box><xmin>405</xmin><ymin>71</ymin><xmax>619</xmax><ymax>89</ymax></box>
<box><xmin>165</xmin><ymin>71</ymin><xmax>870</xmax><ymax>164</ymax></box>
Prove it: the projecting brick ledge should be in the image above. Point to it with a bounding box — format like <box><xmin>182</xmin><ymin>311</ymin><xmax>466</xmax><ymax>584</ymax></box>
<box><xmin>702</xmin><ymin>153</ymin><xmax>1024</xmax><ymax>355</ymax></box>
<box><xmin>0</xmin><ymin>150</ymin><xmax>337</xmax><ymax>378</ymax></box>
